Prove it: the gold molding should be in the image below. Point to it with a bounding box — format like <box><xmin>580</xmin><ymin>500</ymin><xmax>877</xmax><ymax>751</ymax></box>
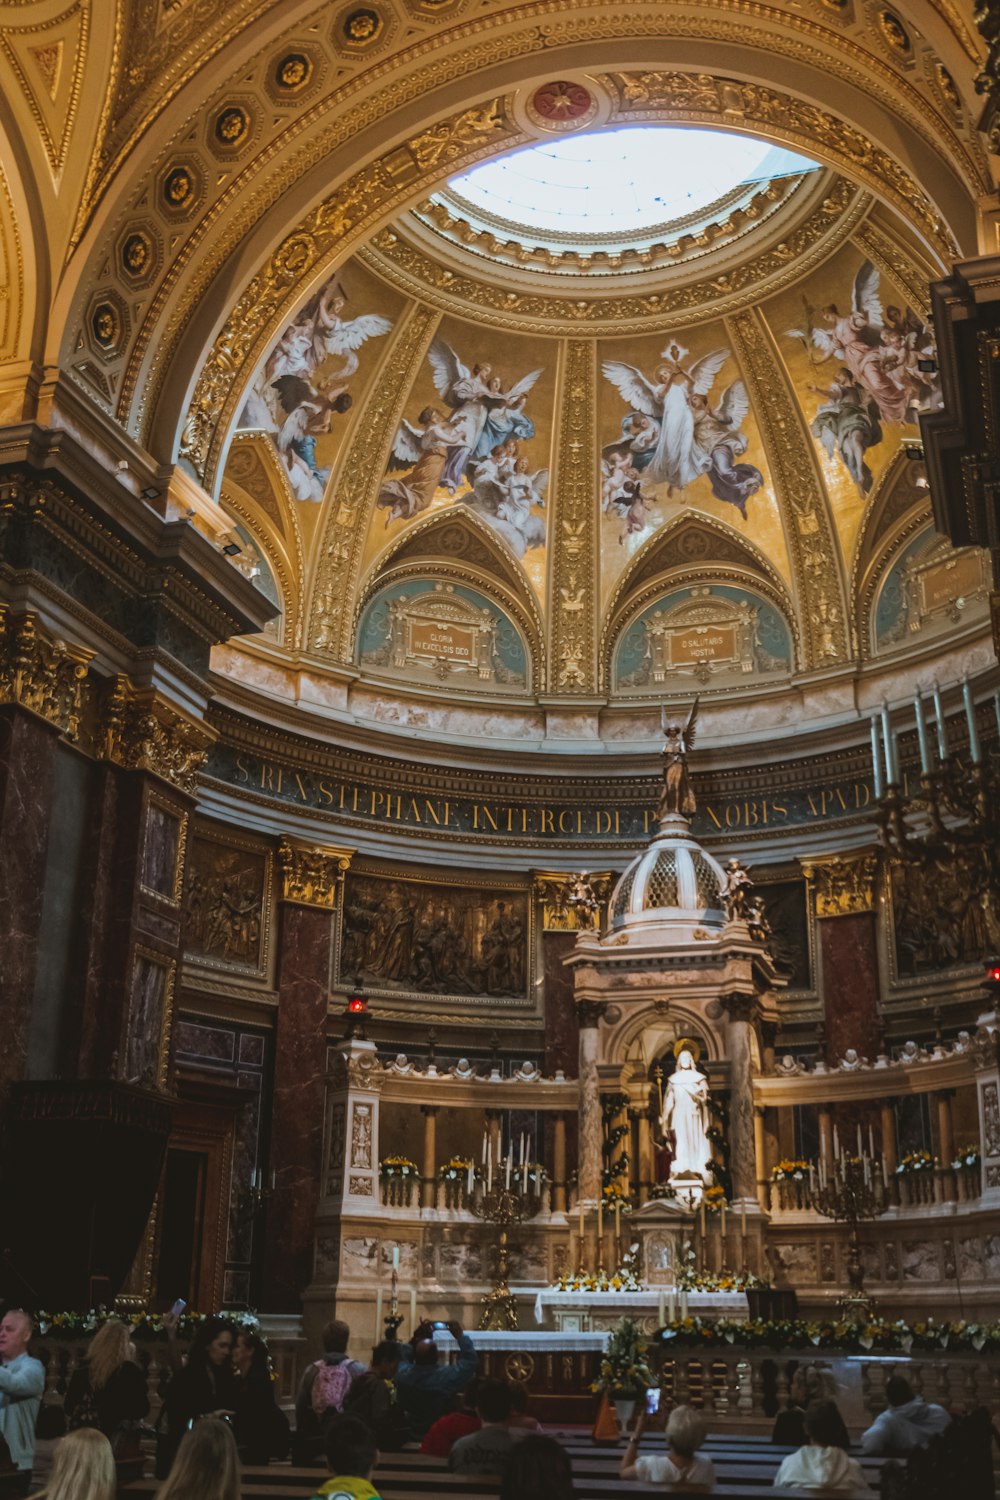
<box><xmin>802</xmin><ymin>851</ymin><xmax>878</xmax><ymax>916</ymax></box>
<box><xmin>99</xmin><ymin>675</ymin><xmax>215</xmax><ymax>795</ymax></box>
<box><xmin>0</xmin><ymin>605</ymin><xmax>93</xmax><ymax>738</ymax></box>
<box><xmin>548</xmin><ymin>339</ymin><xmax>597</xmax><ymax>692</ymax></box>
<box><xmin>728</xmin><ymin>307</ymin><xmax>850</xmax><ymax>669</ymax></box>
<box><xmin>534</xmin><ymin>870</ymin><xmax>613</xmax><ymax>931</ymax></box>
<box><xmin>278</xmin><ymin>839</ymin><xmax>354</xmax><ymax>908</ymax></box>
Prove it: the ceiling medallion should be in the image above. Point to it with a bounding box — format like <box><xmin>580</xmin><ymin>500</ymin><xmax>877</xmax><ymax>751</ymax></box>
<box><xmin>526</xmin><ymin>80</ymin><xmax>599</xmax><ymax>133</ymax></box>
<box><xmin>274</xmin><ymin>53</ymin><xmax>314</xmax><ymax>92</ymax></box>
<box><xmin>162</xmin><ymin>164</ymin><xmax>196</xmax><ymax>214</ymax></box>
<box><xmin>90</xmin><ymin>296</ymin><xmax>124</xmax><ymax>355</ymax></box>
<box><xmin>343</xmin><ymin>8</ymin><xmax>383</xmax><ymax>45</ymax></box>
<box><xmin>120</xmin><ymin>230</ymin><xmax>154</xmax><ymax>281</ymax></box>
<box><xmin>213</xmin><ymin>105</ymin><xmax>251</xmax><ymax>151</ymax></box>
<box><xmin>879</xmin><ymin>11</ymin><xmax>911</xmax><ymax>53</ymax></box>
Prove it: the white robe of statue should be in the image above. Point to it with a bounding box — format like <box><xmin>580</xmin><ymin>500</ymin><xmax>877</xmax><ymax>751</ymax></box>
<box><xmin>660</xmin><ymin>1049</ymin><xmax>711</xmax><ymax>1182</ymax></box>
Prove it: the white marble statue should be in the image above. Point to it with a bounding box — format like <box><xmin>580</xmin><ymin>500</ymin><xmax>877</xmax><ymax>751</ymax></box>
<box><xmin>660</xmin><ymin>1048</ymin><xmax>712</xmax><ymax>1182</ymax></box>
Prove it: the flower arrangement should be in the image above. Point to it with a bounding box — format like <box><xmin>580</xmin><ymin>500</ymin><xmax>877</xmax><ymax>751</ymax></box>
<box><xmin>702</xmin><ymin>1184</ymin><xmax>727</xmax><ymax>1212</ymax></box>
<box><xmin>601</xmin><ymin>1185</ymin><xmax>632</xmax><ymax>1210</ymax></box>
<box><xmin>771</xmin><ymin>1159</ymin><xmax>812</xmax><ymax>1181</ymax></box>
<box><xmin>951</xmin><ymin>1146</ymin><xmax>980</xmax><ymax>1170</ymax></box>
<box><xmin>35</xmin><ymin>1309</ymin><xmax>260</xmax><ymax>1339</ymax></box>
<box><xmin>379</xmin><ymin>1155</ymin><xmax>419</xmax><ymax>1180</ymax></box>
<box><xmin>591</xmin><ymin>1318</ymin><xmax>655</xmax><ymax>1398</ymax></box>
<box><xmin>647</xmin><ymin>1184</ymin><xmax>677</xmax><ymax>1201</ymax></box>
<box><xmin>895</xmin><ymin>1150</ymin><xmax>937</xmax><ymax>1175</ymax></box>
<box><xmin>438</xmin><ymin>1156</ymin><xmax>476</xmax><ymax>1181</ymax></box>
<box><xmin>674</xmin><ymin>1268</ymin><xmax>768</xmax><ymax>1292</ymax></box>
<box><xmin>512</xmin><ymin>1162</ymin><xmax>547</xmax><ymax>1188</ymax></box>
<box><xmin>653</xmin><ymin>1315</ymin><xmax>1000</xmax><ymax>1355</ymax></box>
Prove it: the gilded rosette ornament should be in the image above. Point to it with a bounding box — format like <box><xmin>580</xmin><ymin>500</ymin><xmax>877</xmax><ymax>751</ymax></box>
<box><xmin>803</xmin><ymin>852</ymin><xmax>878</xmax><ymax>916</ymax></box>
<box><xmin>0</xmin><ymin>605</ymin><xmax>93</xmax><ymax>738</ymax></box>
<box><xmin>278</xmin><ymin>839</ymin><xmax>354</xmax><ymax>908</ymax></box>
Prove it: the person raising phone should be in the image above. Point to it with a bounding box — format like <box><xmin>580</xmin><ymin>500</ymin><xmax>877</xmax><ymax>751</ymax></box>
<box><xmin>620</xmin><ymin>1402</ymin><xmax>715</xmax><ymax>1487</ymax></box>
<box><xmin>395</xmin><ymin>1318</ymin><xmax>478</xmax><ymax>1438</ymax></box>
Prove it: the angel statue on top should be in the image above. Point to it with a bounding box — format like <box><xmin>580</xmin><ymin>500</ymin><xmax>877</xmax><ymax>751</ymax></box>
<box><xmin>660</xmin><ymin>1043</ymin><xmax>712</xmax><ymax>1184</ymax></box>
<box><xmin>657</xmin><ymin>699</ymin><xmax>699</xmax><ymax>821</ymax></box>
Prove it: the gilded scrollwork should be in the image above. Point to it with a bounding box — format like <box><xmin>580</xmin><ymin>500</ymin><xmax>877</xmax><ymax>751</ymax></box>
<box><xmin>534</xmin><ymin>871</ymin><xmax>613</xmax><ymax>931</ymax></box>
<box><xmin>549</xmin><ymin>340</ymin><xmax>597</xmax><ymax>692</ymax></box>
<box><xmin>728</xmin><ymin>309</ymin><xmax>850</xmax><ymax>668</ymax></box>
<box><xmin>278</xmin><ymin>839</ymin><xmax>353</xmax><ymax>908</ymax></box>
<box><xmin>307</xmin><ymin>303</ymin><xmax>439</xmax><ymax>659</ymax></box>
<box><xmin>98</xmin><ymin>675</ymin><xmax>214</xmax><ymax>794</ymax></box>
<box><xmin>0</xmin><ymin>605</ymin><xmax>93</xmax><ymax>738</ymax></box>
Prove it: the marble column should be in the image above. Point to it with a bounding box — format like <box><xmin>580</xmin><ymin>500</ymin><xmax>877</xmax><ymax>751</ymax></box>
<box><xmin>880</xmin><ymin>1100</ymin><xmax>898</xmax><ymax>1174</ymax></box>
<box><xmin>552</xmin><ymin>1113</ymin><xmax>567</xmax><ymax>1214</ymax></box>
<box><xmin>266</xmin><ymin>839</ymin><xmax>352</xmax><ymax>1312</ymax></box>
<box><xmin>936</xmin><ymin>1090</ymin><xmax>955</xmax><ymax>1203</ymax></box>
<box><xmin>723</xmin><ymin>997</ymin><xmax>758</xmax><ymax>1204</ymax></box>
<box><xmin>0</xmin><ymin>705</ymin><xmax>60</xmax><ymax>1090</ymax></box>
<box><xmin>577</xmin><ymin>1002</ymin><xmax>604</xmax><ymax>1203</ymax></box>
<box><xmin>637</xmin><ymin>1108</ymin><xmax>654</xmax><ymax>1206</ymax></box>
<box><xmin>818</xmin><ymin>1105</ymin><xmax>834</xmax><ymax>1172</ymax></box>
<box><xmin>753</xmin><ymin>1107</ymin><xmax>769</xmax><ymax>1212</ymax></box>
<box><xmin>420</xmin><ymin>1106</ymin><xmax>438</xmax><ymax>1210</ymax></box>
<box><xmin>804</xmin><ymin>855</ymin><xmax>880</xmax><ymax>1062</ymax></box>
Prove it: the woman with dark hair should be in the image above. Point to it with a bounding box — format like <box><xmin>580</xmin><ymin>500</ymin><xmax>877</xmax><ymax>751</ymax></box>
<box><xmin>158</xmin><ymin>1318</ymin><xmax>236</xmax><ymax>1477</ymax></box>
<box><xmin>231</xmin><ymin>1331</ymin><xmax>290</xmax><ymax>1465</ymax></box>
<box><xmin>499</xmin><ymin>1434</ymin><xmax>573</xmax><ymax>1500</ymax></box>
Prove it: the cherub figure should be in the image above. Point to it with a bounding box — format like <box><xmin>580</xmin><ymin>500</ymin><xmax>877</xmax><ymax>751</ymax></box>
<box><xmin>721</xmin><ymin>858</ymin><xmax>753</xmax><ymax>922</ymax></box>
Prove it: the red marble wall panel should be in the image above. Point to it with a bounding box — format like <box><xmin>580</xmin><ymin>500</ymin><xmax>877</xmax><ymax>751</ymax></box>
<box><xmin>819</xmin><ymin>911</ymin><xmax>881</xmax><ymax>1062</ymax></box>
<box><xmin>265</xmin><ymin>901</ymin><xmax>334</xmax><ymax>1311</ymax></box>
<box><xmin>0</xmin><ymin>707</ymin><xmax>59</xmax><ymax>1089</ymax></box>
<box><xmin>543</xmin><ymin>930</ymin><xmax>579</xmax><ymax>1077</ymax></box>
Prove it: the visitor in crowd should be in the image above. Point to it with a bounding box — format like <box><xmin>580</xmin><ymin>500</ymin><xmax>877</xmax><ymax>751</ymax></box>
<box><xmin>508</xmin><ymin>1380</ymin><xmax>542</xmax><ymax>1432</ymax></box>
<box><xmin>159</xmin><ymin>1316</ymin><xmax>237</xmax><ymax>1477</ymax></box>
<box><xmin>309</xmin><ymin>1414</ymin><xmax>380</xmax><ymax>1500</ymax></box>
<box><xmin>0</xmin><ymin>1308</ymin><xmax>45</xmax><ymax>1495</ymax></box>
<box><xmin>420</xmin><ymin>1380</ymin><xmax>480</xmax><ymax>1456</ymax></box>
<box><xmin>30</xmin><ymin>1427</ymin><xmax>116</xmax><ymax>1500</ymax></box>
<box><xmin>449</xmin><ymin>1378</ymin><xmax>517</xmax><ymax>1476</ymax></box>
<box><xmin>231</xmin><ymin>1330</ymin><xmax>290</xmax><ymax>1465</ymax></box>
<box><xmin>860</xmin><ymin>1375</ymin><xmax>951</xmax><ymax>1455</ymax></box>
<box><xmin>342</xmin><ymin>1340</ymin><xmax>409</xmax><ymax>1451</ymax></box>
<box><xmin>771</xmin><ymin>1364</ymin><xmax>847</xmax><ymax>1448</ymax></box>
<box><xmin>500</xmin><ymin>1433</ymin><xmax>573</xmax><ymax>1500</ymax></box>
<box><xmin>620</xmin><ymin>1402</ymin><xmax>716</xmax><ymax>1487</ymax></box>
<box><xmin>395</xmin><ymin>1318</ymin><xmax>478</xmax><ymax>1437</ymax></box>
<box><xmin>775</xmin><ymin>1400</ymin><xmax>871</xmax><ymax>1491</ymax></box>
<box><xmin>154</xmin><ymin>1416</ymin><xmax>241</xmax><ymax>1500</ymax></box>
<box><xmin>64</xmin><ymin>1317</ymin><xmax>149</xmax><ymax>1441</ymax></box>
<box><xmin>294</xmin><ymin>1320</ymin><xmax>366</xmax><ymax>1464</ymax></box>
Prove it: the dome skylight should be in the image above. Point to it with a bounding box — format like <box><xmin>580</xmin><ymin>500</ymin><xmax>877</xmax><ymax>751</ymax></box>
<box><xmin>445</xmin><ymin>126</ymin><xmax>818</xmax><ymax>239</ymax></box>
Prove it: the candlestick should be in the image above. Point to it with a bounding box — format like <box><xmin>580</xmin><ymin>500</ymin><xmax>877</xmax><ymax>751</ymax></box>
<box><xmin>868</xmin><ymin>1125</ymin><xmax>874</xmax><ymax>1159</ymax></box>
<box><xmin>409</xmin><ymin>1289</ymin><xmax>417</xmax><ymax>1328</ymax></box>
<box><xmin>963</xmin><ymin>678</ymin><xmax>981</xmax><ymax>764</ymax></box>
<box><xmin>392</xmin><ymin>1245</ymin><xmax>400</xmax><ymax>1271</ymax></box>
<box><xmin>597</xmin><ymin>1199</ymin><xmax>604</xmax><ymax>1243</ymax></box>
<box><xmin>871</xmin><ymin>718</ymin><xmax>885</xmax><ymax>799</ymax></box>
<box><xmin>680</xmin><ymin>1290</ymin><xmax>688</xmax><ymax>1320</ymax></box>
<box><xmin>740</xmin><ymin>1204</ymin><xmax>747</xmax><ymax>1239</ymax></box>
<box><xmin>578</xmin><ymin>1202</ymin><xmax>585</xmax><ymax>1247</ymax></box>
<box><xmin>658</xmin><ymin>1289</ymin><xmax>665</xmax><ymax>1325</ymax></box>
<box><xmin>720</xmin><ymin>1201</ymin><xmax>726</xmax><ymax>1241</ymax></box>
<box><xmin>375</xmin><ymin>1288</ymin><xmax>382</xmax><ymax>1334</ymax></box>
<box><xmin>833</xmin><ymin>1124</ymin><xmax>840</xmax><ymax>1159</ymax></box>
<box><xmin>914</xmin><ymin>693</ymin><xmax>931</xmax><ymax>776</ymax></box>
<box><xmin>506</xmin><ymin>1146</ymin><xmax>512</xmax><ymax>1190</ymax></box>
<box><xmin>699</xmin><ymin>1200</ymin><xmax>706</xmax><ymax>1238</ymax></box>
<box><xmin>857</xmin><ymin>1124</ymin><xmax>863</xmax><ymax>1159</ymax></box>
<box><xmin>482</xmin><ymin>1132</ymin><xmax>487</xmax><ymax>1165</ymax></box>
<box><xmin>614</xmin><ymin>1200</ymin><xmax>620</xmax><ymax>1240</ymax></box>
<box><xmin>668</xmin><ymin>1289</ymin><xmax>676</xmax><ymax>1322</ymax></box>
<box><xmin>467</xmin><ymin>1163</ymin><xmax>474</xmax><ymax>1195</ymax></box>
<box><xmin>932</xmin><ymin>681</ymin><xmax>947</xmax><ymax>760</ymax></box>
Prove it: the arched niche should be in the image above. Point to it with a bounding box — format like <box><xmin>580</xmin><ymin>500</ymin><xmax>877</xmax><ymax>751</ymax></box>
<box><xmin>867</xmin><ymin>524</ymin><xmax>990</xmax><ymax>657</ymax></box>
<box><xmin>355</xmin><ymin>576</ymin><xmax>532</xmax><ymax>694</ymax></box>
<box><xmin>611</xmin><ymin>583</ymin><xmax>795</xmax><ymax>696</ymax></box>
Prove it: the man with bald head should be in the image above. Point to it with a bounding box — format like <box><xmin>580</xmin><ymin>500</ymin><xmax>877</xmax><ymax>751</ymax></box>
<box><xmin>396</xmin><ymin>1318</ymin><xmax>478</xmax><ymax>1438</ymax></box>
<box><xmin>0</xmin><ymin>1309</ymin><xmax>44</xmax><ymax>1493</ymax></box>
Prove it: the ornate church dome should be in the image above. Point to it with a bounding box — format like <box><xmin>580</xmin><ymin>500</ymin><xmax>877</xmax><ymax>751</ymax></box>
<box><xmin>608</xmin><ymin>814</ymin><xmax>726</xmax><ymax>945</ymax></box>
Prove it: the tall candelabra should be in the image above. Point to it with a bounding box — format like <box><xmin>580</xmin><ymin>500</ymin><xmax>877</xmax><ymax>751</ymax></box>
<box><xmin>810</xmin><ymin>1149</ymin><xmax>888</xmax><ymax>1319</ymax></box>
<box><xmin>470</xmin><ymin>1129</ymin><xmax>541</xmax><ymax>1330</ymax></box>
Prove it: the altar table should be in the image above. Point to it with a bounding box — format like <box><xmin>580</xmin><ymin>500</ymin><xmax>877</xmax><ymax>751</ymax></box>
<box><xmin>533</xmin><ymin>1288</ymin><xmax>749</xmax><ymax>1331</ymax></box>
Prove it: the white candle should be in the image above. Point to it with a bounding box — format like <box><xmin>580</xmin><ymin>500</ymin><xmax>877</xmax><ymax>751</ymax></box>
<box><xmin>870</xmin><ymin>718</ymin><xmax>885</xmax><ymax>799</ymax></box>
<box><xmin>506</xmin><ymin>1148</ymin><xmax>512</xmax><ymax>1189</ymax></box>
<box><xmin>487</xmin><ymin>1153</ymin><xmax>493</xmax><ymax>1192</ymax></box>
<box><xmin>467</xmin><ymin>1164</ymin><xmax>474</xmax><ymax>1195</ymax></box>
<box><xmin>868</xmin><ymin>1125</ymin><xmax>875</xmax><ymax>1158</ymax></box>
<box><xmin>482</xmin><ymin>1133</ymin><xmax>487</xmax><ymax>1165</ymax></box>
<box><xmin>658</xmin><ymin>1290</ymin><xmax>666</xmax><ymax>1325</ymax></box>
<box><xmin>932</xmin><ymin>681</ymin><xmax>947</xmax><ymax>760</ymax></box>
<box><xmin>740</xmin><ymin>1204</ymin><xmax>747</xmax><ymax>1239</ymax></box>
<box><xmin>914</xmin><ymin>693</ymin><xmax>931</xmax><ymax>775</ymax></box>
<box><xmin>409</xmin><ymin>1289</ymin><xmax>417</xmax><ymax>1328</ymax></box>
<box><xmin>963</xmin><ymin>678</ymin><xmax>981</xmax><ymax>764</ymax></box>
<box><xmin>392</xmin><ymin>1245</ymin><xmax>400</xmax><ymax>1270</ymax></box>
<box><xmin>375</xmin><ymin>1288</ymin><xmax>382</xmax><ymax>1335</ymax></box>
<box><xmin>668</xmin><ymin>1289</ymin><xmax>676</xmax><ymax>1322</ymax></box>
<box><xmin>882</xmin><ymin>1158</ymin><xmax>889</xmax><ymax>1188</ymax></box>
<box><xmin>809</xmin><ymin>1164</ymin><xmax>816</xmax><ymax>1192</ymax></box>
<box><xmin>833</xmin><ymin>1125</ymin><xmax>840</xmax><ymax>1159</ymax></box>
<box><xmin>680</xmin><ymin>1290</ymin><xmax>688</xmax><ymax>1319</ymax></box>
<box><xmin>857</xmin><ymin>1125</ymin><xmax>863</xmax><ymax>1159</ymax></box>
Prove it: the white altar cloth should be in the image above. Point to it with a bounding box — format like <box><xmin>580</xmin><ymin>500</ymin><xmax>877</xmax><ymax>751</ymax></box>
<box><xmin>533</xmin><ymin>1288</ymin><xmax>748</xmax><ymax>1331</ymax></box>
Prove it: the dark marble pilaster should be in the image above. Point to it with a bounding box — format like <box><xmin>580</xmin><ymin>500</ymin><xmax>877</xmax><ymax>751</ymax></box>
<box><xmin>819</xmin><ymin>911</ymin><xmax>882</xmax><ymax>1062</ymax></box>
<box><xmin>0</xmin><ymin>706</ymin><xmax>60</xmax><ymax>1089</ymax></box>
<box><xmin>543</xmin><ymin>931</ymin><xmax>579</xmax><ymax>1076</ymax></box>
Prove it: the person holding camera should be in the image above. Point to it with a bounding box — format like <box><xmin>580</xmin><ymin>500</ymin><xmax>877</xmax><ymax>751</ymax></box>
<box><xmin>620</xmin><ymin>1402</ymin><xmax>716</xmax><ymax>1487</ymax></box>
<box><xmin>394</xmin><ymin>1318</ymin><xmax>478</xmax><ymax>1438</ymax></box>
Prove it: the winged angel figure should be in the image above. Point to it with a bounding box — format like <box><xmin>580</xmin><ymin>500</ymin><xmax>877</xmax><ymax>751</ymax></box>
<box><xmin>602</xmin><ymin>341</ymin><xmax>763</xmax><ymax>518</ymax></box>
<box><xmin>657</xmin><ymin>699</ymin><xmax>699</xmax><ymax>820</ymax></box>
<box><xmin>786</xmin><ymin>259</ymin><xmax>940</xmax><ymax>494</ymax></box>
<box><xmin>378</xmin><ymin>339</ymin><xmax>547</xmax><ymax>555</ymax></box>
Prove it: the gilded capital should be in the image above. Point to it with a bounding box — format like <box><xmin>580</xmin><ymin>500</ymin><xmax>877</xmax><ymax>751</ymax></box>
<box><xmin>803</xmin><ymin>852</ymin><xmax>878</xmax><ymax>917</ymax></box>
<box><xmin>278</xmin><ymin>839</ymin><xmax>354</xmax><ymax>908</ymax></box>
<box><xmin>534</xmin><ymin>871</ymin><xmax>612</xmax><ymax>932</ymax></box>
<box><xmin>0</xmin><ymin>605</ymin><xmax>93</xmax><ymax>739</ymax></box>
<box><xmin>99</xmin><ymin>676</ymin><xmax>214</xmax><ymax>795</ymax></box>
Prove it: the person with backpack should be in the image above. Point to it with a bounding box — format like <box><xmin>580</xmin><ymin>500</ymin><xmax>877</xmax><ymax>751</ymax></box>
<box><xmin>293</xmin><ymin>1322</ymin><xmax>365</xmax><ymax>1466</ymax></box>
<box><xmin>342</xmin><ymin>1342</ymin><xmax>409</xmax><ymax>1452</ymax></box>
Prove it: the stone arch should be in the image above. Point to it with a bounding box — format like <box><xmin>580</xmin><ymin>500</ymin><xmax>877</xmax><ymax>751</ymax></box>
<box><xmin>602</xmin><ymin>1001</ymin><xmax>726</xmax><ymax>1077</ymax></box>
<box><xmin>601</xmin><ymin>512</ymin><xmax>799</xmax><ymax>689</ymax></box>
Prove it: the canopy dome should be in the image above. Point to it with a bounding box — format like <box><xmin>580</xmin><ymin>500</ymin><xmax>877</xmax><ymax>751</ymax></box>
<box><xmin>608</xmin><ymin>815</ymin><xmax>726</xmax><ymax>946</ymax></box>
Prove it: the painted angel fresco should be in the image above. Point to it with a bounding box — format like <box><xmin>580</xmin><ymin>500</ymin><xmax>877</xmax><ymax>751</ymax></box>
<box><xmin>786</xmin><ymin>260</ymin><xmax>940</xmax><ymax>495</ymax></box>
<box><xmin>378</xmin><ymin>338</ymin><xmax>547</xmax><ymax>557</ymax></box>
<box><xmin>238</xmin><ymin>275</ymin><xmax>392</xmax><ymax>502</ymax></box>
<box><xmin>601</xmin><ymin>340</ymin><xmax>763</xmax><ymax>525</ymax></box>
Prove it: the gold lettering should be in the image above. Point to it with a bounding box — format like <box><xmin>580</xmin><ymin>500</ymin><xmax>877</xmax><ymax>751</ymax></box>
<box><xmin>351</xmin><ymin>786</ymin><xmax>360</xmax><ymax>813</ymax></box>
<box><xmin>371</xmin><ymin>790</ymin><xmax>384</xmax><ymax>817</ymax></box>
<box><xmin>540</xmin><ymin>809</ymin><xmax>555</xmax><ymax>834</ymax></box>
<box><xmin>704</xmin><ymin>804</ymin><xmax>723</xmax><ymax>830</ymax></box>
<box><xmin>558</xmin><ymin>810</ymin><xmax>574</xmax><ymax>834</ymax></box>
<box><xmin>595</xmin><ymin>810</ymin><xmax>612</xmax><ymax>834</ymax></box>
<box><xmin>806</xmin><ymin>793</ymin><xmax>820</xmax><ymax>817</ymax></box>
<box><xmin>408</xmin><ymin>798</ymin><xmax>422</xmax><ymax>823</ymax></box>
<box><xmin>234</xmin><ymin>754</ymin><xmax>251</xmax><ymax>784</ymax></box>
<box><xmin>480</xmin><ymin>805</ymin><xmax>499</xmax><ymax>832</ymax></box>
<box><xmin>424</xmin><ymin>800</ymin><xmax>441</xmax><ymax>825</ymax></box>
<box><xmin>387</xmin><ymin>794</ymin><xmax>402</xmax><ymax>820</ymax></box>
<box><xmin>771</xmin><ymin>799</ymin><xmax>788</xmax><ymax>819</ymax></box>
<box><xmin>318</xmin><ymin>779</ymin><xmax>334</xmax><ymax>805</ymax></box>
<box><xmin>294</xmin><ymin>772</ymin><xmax>310</xmax><ymax>802</ymax></box>
<box><xmin>854</xmin><ymin>782</ymin><xmax>871</xmax><ymax>808</ymax></box>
